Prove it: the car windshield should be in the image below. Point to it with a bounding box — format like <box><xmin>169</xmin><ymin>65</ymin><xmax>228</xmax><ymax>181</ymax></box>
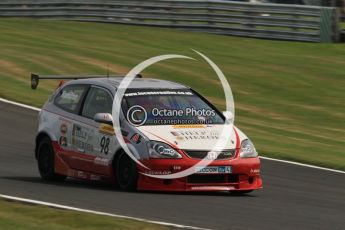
<box><xmin>122</xmin><ymin>89</ymin><xmax>224</xmax><ymax>126</ymax></box>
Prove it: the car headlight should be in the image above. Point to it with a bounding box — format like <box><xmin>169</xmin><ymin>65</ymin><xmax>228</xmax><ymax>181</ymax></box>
<box><xmin>147</xmin><ymin>141</ymin><xmax>182</xmax><ymax>159</ymax></box>
<box><xmin>240</xmin><ymin>139</ymin><xmax>258</xmax><ymax>158</ymax></box>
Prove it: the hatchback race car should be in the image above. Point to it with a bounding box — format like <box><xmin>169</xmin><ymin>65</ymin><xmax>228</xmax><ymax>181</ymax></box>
<box><xmin>33</xmin><ymin>74</ymin><xmax>262</xmax><ymax>193</ymax></box>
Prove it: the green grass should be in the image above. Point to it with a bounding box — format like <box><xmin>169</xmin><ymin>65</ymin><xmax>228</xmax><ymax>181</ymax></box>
<box><xmin>0</xmin><ymin>19</ymin><xmax>344</xmax><ymax>170</ymax></box>
<box><xmin>0</xmin><ymin>198</ymin><xmax>168</xmax><ymax>230</ymax></box>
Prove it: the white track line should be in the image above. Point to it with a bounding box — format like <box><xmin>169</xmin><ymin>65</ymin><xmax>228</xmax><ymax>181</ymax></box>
<box><xmin>1</xmin><ymin>97</ymin><xmax>344</xmax><ymax>176</ymax></box>
<box><xmin>260</xmin><ymin>156</ymin><xmax>345</xmax><ymax>174</ymax></box>
<box><xmin>0</xmin><ymin>194</ymin><xmax>209</xmax><ymax>230</ymax></box>
<box><xmin>0</xmin><ymin>98</ymin><xmax>41</xmax><ymax>111</ymax></box>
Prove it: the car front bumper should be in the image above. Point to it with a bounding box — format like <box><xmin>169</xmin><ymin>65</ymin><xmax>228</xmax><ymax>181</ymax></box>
<box><xmin>137</xmin><ymin>157</ymin><xmax>262</xmax><ymax>192</ymax></box>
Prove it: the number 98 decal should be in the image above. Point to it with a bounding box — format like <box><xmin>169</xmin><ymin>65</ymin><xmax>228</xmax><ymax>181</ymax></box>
<box><xmin>100</xmin><ymin>136</ymin><xmax>110</xmax><ymax>154</ymax></box>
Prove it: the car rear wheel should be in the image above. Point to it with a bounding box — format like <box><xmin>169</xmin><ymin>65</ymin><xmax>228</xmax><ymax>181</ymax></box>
<box><xmin>116</xmin><ymin>151</ymin><xmax>138</xmax><ymax>191</ymax></box>
<box><xmin>37</xmin><ymin>137</ymin><xmax>66</xmax><ymax>182</ymax></box>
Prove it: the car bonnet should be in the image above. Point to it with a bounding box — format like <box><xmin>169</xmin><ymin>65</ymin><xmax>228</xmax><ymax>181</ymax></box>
<box><xmin>136</xmin><ymin>124</ymin><xmax>237</xmax><ymax>151</ymax></box>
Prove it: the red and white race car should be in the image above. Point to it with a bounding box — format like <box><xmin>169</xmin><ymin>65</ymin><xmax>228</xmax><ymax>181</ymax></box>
<box><xmin>33</xmin><ymin>74</ymin><xmax>262</xmax><ymax>193</ymax></box>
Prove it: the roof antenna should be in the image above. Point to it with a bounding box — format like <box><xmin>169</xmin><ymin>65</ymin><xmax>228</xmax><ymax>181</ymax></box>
<box><xmin>106</xmin><ymin>64</ymin><xmax>109</xmax><ymax>78</ymax></box>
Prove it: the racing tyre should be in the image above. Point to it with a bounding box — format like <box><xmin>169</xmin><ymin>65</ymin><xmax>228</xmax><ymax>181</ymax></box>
<box><xmin>116</xmin><ymin>151</ymin><xmax>138</xmax><ymax>191</ymax></box>
<box><xmin>37</xmin><ymin>137</ymin><xmax>66</xmax><ymax>182</ymax></box>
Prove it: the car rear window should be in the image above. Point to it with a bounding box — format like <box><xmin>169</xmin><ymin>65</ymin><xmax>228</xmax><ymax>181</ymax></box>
<box><xmin>54</xmin><ymin>85</ymin><xmax>87</xmax><ymax>113</ymax></box>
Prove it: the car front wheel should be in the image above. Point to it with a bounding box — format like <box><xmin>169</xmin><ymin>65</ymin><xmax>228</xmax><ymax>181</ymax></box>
<box><xmin>116</xmin><ymin>151</ymin><xmax>138</xmax><ymax>191</ymax></box>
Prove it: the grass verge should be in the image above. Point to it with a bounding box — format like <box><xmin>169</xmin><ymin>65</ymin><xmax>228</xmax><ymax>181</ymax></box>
<box><xmin>0</xmin><ymin>19</ymin><xmax>344</xmax><ymax>170</ymax></box>
<box><xmin>0</xmin><ymin>198</ymin><xmax>168</xmax><ymax>230</ymax></box>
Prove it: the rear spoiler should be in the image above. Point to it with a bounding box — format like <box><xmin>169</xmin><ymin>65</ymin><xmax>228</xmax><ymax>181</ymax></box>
<box><xmin>30</xmin><ymin>73</ymin><xmax>142</xmax><ymax>89</ymax></box>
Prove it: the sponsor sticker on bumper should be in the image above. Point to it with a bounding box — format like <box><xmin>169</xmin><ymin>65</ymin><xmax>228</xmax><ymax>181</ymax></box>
<box><xmin>195</xmin><ymin>166</ymin><xmax>232</xmax><ymax>174</ymax></box>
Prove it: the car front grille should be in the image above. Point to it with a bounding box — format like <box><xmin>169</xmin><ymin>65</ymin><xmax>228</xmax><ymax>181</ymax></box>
<box><xmin>184</xmin><ymin>149</ymin><xmax>236</xmax><ymax>160</ymax></box>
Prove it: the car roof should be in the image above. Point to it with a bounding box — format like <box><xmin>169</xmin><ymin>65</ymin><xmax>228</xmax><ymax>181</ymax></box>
<box><xmin>65</xmin><ymin>77</ymin><xmax>189</xmax><ymax>90</ymax></box>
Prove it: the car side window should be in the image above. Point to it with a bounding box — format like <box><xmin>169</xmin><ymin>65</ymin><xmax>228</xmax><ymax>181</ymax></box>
<box><xmin>54</xmin><ymin>85</ymin><xmax>87</xmax><ymax>114</ymax></box>
<box><xmin>82</xmin><ymin>86</ymin><xmax>113</xmax><ymax>119</ymax></box>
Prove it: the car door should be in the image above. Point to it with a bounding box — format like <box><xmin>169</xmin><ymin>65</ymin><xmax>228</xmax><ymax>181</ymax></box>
<box><xmin>73</xmin><ymin>85</ymin><xmax>115</xmax><ymax>176</ymax></box>
<box><xmin>53</xmin><ymin>84</ymin><xmax>89</xmax><ymax>155</ymax></box>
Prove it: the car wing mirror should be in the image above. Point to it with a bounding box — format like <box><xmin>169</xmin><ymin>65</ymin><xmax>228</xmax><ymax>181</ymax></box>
<box><xmin>222</xmin><ymin>111</ymin><xmax>234</xmax><ymax>124</ymax></box>
<box><xmin>94</xmin><ymin>113</ymin><xmax>113</xmax><ymax>125</ymax></box>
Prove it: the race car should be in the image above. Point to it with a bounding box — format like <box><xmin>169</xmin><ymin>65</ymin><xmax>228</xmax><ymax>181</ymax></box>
<box><xmin>33</xmin><ymin>74</ymin><xmax>262</xmax><ymax>193</ymax></box>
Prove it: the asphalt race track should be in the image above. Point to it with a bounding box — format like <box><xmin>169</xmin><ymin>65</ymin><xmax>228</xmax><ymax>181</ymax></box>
<box><xmin>0</xmin><ymin>101</ymin><xmax>344</xmax><ymax>230</ymax></box>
